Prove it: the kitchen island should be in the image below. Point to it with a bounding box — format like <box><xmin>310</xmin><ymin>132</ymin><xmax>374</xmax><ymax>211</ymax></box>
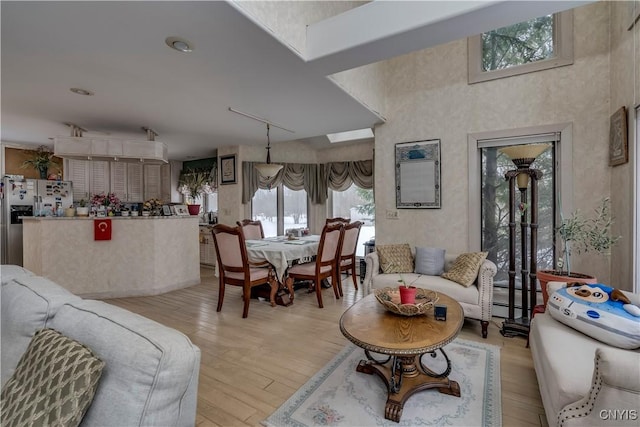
<box><xmin>22</xmin><ymin>216</ymin><xmax>200</xmax><ymax>299</ymax></box>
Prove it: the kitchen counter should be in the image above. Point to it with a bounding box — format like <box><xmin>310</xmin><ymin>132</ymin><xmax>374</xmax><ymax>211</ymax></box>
<box><xmin>22</xmin><ymin>216</ymin><xmax>200</xmax><ymax>299</ymax></box>
<box><xmin>23</xmin><ymin>215</ymin><xmax>197</xmax><ymax>220</ymax></box>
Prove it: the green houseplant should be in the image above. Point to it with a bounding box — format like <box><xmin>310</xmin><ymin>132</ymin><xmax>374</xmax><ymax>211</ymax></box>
<box><xmin>178</xmin><ymin>169</ymin><xmax>214</xmax><ymax>216</ymax></box>
<box><xmin>538</xmin><ymin>197</ymin><xmax>621</xmax><ymax>304</ymax></box>
<box><xmin>21</xmin><ymin>145</ymin><xmax>59</xmax><ymax>179</ymax></box>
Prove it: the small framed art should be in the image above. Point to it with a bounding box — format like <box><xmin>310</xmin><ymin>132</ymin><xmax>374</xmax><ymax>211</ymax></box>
<box><xmin>220</xmin><ymin>154</ymin><xmax>237</xmax><ymax>184</ymax></box>
<box><xmin>609</xmin><ymin>106</ymin><xmax>628</xmax><ymax>166</ymax></box>
<box><xmin>162</xmin><ymin>205</ymin><xmax>172</xmax><ymax>216</ymax></box>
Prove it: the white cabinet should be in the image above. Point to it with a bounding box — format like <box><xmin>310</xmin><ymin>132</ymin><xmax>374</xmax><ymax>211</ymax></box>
<box><xmin>143</xmin><ymin>165</ymin><xmax>162</xmax><ymax>200</ymax></box>
<box><xmin>66</xmin><ymin>159</ymin><xmax>161</xmax><ymax>203</ymax></box>
<box><xmin>127</xmin><ymin>164</ymin><xmax>144</xmax><ymax>202</ymax></box>
<box><xmin>199</xmin><ymin>226</ymin><xmax>217</xmax><ymax>273</ymax></box>
<box><xmin>110</xmin><ymin>163</ymin><xmax>144</xmax><ymax>202</ymax></box>
<box><xmin>65</xmin><ymin>159</ymin><xmax>109</xmax><ymax>202</ymax></box>
<box><xmin>66</xmin><ymin>159</ymin><xmax>90</xmax><ymax>201</ymax></box>
<box><xmin>89</xmin><ymin>161</ymin><xmax>110</xmax><ymax>196</ymax></box>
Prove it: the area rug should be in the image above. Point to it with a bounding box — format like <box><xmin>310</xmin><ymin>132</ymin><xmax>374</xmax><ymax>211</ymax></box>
<box><xmin>262</xmin><ymin>339</ymin><xmax>501</xmax><ymax>427</ymax></box>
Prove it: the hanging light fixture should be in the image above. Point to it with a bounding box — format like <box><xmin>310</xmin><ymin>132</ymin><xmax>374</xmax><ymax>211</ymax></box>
<box><xmin>254</xmin><ymin>123</ymin><xmax>283</xmax><ymax>179</ymax></box>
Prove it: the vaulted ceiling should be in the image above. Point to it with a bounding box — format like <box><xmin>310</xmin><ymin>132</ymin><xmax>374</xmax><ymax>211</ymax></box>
<box><xmin>1</xmin><ymin>1</ymin><xmax>590</xmax><ymax>160</ymax></box>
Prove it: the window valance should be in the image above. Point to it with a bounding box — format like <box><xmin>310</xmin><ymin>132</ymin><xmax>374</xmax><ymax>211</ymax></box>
<box><xmin>242</xmin><ymin>160</ymin><xmax>372</xmax><ymax>204</ymax></box>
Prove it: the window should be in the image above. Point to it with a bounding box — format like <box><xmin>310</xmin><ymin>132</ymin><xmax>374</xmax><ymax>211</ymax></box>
<box><xmin>468</xmin><ymin>10</ymin><xmax>573</xmax><ymax>84</ymax></box>
<box><xmin>251</xmin><ymin>185</ymin><xmax>308</xmax><ymax>237</ymax></box>
<box><xmin>330</xmin><ymin>184</ymin><xmax>374</xmax><ymax>257</ymax></box>
<box><xmin>468</xmin><ymin>124</ymin><xmax>575</xmax><ymax>318</ymax></box>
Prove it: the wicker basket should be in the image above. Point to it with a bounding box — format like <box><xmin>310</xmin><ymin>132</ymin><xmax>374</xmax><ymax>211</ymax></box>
<box><xmin>374</xmin><ymin>287</ymin><xmax>438</xmax><ymax>316</ymax></box>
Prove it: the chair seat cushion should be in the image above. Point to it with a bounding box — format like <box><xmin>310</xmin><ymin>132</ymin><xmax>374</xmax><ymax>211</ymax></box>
<box><xmin>225</xmin><ymin>268</ymin><xmax>270</xmax><ymax>281</ymax></box>
<box><xmin>340</xmin><ymin>259</ymin><xmax>354</xmax><ymax>267</ymax></box>
<box><xmin>288</xmin><ymin>263</ymin><xmax>331</xmax><ymax>276</ymax></box>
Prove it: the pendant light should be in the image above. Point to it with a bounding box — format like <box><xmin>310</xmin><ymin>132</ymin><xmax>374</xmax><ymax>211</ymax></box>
<box><xmin>254</xmin><ymin>123</ymin><xmax>283</xmax><ymax>179</ymax></box>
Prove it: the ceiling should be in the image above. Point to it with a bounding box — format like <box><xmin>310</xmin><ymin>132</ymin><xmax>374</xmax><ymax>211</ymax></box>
<box><xmin>1</xmin><ymin>1</ymin><xmax>590</xmax><ymax>161</ymax></box>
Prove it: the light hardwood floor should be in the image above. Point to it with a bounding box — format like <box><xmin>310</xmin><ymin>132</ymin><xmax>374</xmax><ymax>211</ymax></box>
<box><xmin>106</xmin><ymin>267</ymin><xmax>548</xmax><ymax>427</ymax></box>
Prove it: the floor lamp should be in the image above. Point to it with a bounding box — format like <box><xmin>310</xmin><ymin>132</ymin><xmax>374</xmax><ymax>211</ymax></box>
<box><xmin>499</xmin><ymin>143</ymin><xmax>549</xmax><ymax>338</ymax></box>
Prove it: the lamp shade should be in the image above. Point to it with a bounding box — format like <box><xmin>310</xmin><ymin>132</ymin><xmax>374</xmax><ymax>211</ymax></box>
<box><xmin>255</xmin><ymin>162</ymin><xmax>283</xmax><ymax>179</ymax></box>
<box><xmin>499</xmin><ymin>143</ymin><xmax>550</xmax><ymax>169</ymax></box>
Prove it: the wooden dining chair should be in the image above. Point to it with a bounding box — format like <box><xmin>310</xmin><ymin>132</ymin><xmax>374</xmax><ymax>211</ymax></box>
<box><xmin>236</xmin><ymin>219</ymin><xmax>265</xmax><ymax>240</ymax></box>
<box><xmin>284</xmin><ymin>223</ymin><xmax>344</xmax><ymax>308</ymax></box>
<box><xmin>337</xmin><ymin>221</ymin><xmax>363</xmax><ymax>294</ymax></box>
<box><xmin>211</xmin><ymin>224</ymin><xmax>276</xmax><ymax>318</ymax></box>
<box><xmin>325</xmin><ymin>217</ymin><xmax>350</xmax><ymax>226</ymax></box>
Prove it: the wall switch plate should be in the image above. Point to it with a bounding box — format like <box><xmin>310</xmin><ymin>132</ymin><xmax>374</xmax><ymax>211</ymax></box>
<box><xmin>386</xmin><ymin>209</ymin><xmax>399</xmax><ymax>219</ymax></box>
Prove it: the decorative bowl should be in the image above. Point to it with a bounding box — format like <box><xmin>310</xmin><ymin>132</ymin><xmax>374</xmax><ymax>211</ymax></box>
<box><xmin>374</xmin><ymin>287</ymin><xmax>439</xmax><ymax>316</ymax></box>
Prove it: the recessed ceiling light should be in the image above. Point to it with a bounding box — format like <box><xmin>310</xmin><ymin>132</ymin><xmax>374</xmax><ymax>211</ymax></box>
<box><xmin>165</xmin><ymin>36</ymin><xmax>193</xmax><ymax>53</ymax></box>
<box><xmin>70</xmin><ymin>87</ymin><xmax>94</xmax><ymax>96</ymax></box>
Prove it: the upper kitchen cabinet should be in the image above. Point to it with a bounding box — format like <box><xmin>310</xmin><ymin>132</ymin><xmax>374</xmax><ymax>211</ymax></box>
<box><xmin>110</xmin><ymin>162</ymin><xmax>144</xmax><ymax>202</ymax></box>
<box><xmin>65</xmin><ymin>159</ymin><xmax>110</xmax><ymax>201</ymax></box>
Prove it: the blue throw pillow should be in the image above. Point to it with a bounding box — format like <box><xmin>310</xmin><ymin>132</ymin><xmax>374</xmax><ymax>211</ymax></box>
<box><xmin>414</xmin><ymin>247</ymin><xmax>446</xmax><ymax>276</ymax></box>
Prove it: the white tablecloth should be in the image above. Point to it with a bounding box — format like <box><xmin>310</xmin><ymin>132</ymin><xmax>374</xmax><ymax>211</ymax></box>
<box><xmin>246</xmin><ymin>235</ymin><xmax>320</xmax><ymax>283</ymax></box>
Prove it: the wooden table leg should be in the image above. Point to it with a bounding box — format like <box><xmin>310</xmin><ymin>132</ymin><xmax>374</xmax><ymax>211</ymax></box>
<box><xmin>356</xmin><ymin>352</ymin><xmax>460</xmax><ymax>423</ymax></box>
<box><xmin>284</xmin><ymin>277</ymin><xmax>295</xmax><ymax>302</ymax></box>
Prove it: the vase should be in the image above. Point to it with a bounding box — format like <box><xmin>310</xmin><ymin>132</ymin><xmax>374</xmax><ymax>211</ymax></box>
<box><xmin>38</xmin><ymin>168</ymin><xmax>48</xmax><ymax>179</ymax></box>
<box><xmin>399</xmin><ymin>286</ymin><xmax>417</xmax><ymax>304</ymax></box>
<box><xmin>537</xmin><ymin>269</ymin><xmax>597</xmax><ymax>306</ymax></box>
<box><xmin>76</xmin><ymin>207</ymin><xmax>89</xmax><ymax>217</ymax></box>
<box><xmin>187</xmin><ymin>204</ymin><xmax>200</xmax><ymax>216</ymax></box>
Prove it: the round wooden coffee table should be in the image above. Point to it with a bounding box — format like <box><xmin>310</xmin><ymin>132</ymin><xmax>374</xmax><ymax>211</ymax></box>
<box><xmin>339</xmin><ymin>292</ymin><xmax>464</xmax><ymax>422</ymax></box>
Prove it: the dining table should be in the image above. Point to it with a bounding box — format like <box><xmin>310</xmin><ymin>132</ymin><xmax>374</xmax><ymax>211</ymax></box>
<box><xmin>246</xmin><ymin>235</ymin><xmax>320</xmax><ymax>300</ymax></box>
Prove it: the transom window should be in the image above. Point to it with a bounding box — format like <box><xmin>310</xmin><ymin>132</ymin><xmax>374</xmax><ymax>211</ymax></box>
<box><xmin>468</xmin><ymin>10</ymin><xmax>573</xmax><ymax>84</ymax></box>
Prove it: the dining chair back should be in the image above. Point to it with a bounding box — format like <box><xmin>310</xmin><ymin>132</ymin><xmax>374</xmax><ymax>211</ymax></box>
<box><xmin>237</xmin><ymin>219</ymin><xmax>264</xmax><ymax>240</ymax></box>
<box><xmin>338</xmin><ymin>221</ymin><xmax>363</xmax><ymax>293</ymax></box>
<box><xmin>284</xmin><ymin>223</ymin><xmax>344</xmax><ymax>308</ymax></box>
<box><xmin>325</xmin><ymin>217</ymin><xmax>350</xmax><ymax>226</ymax></box>
<box><xmin>211</xmin><ymin>224</ymin><xmax>275</xmax><ymax>318</ymax></box>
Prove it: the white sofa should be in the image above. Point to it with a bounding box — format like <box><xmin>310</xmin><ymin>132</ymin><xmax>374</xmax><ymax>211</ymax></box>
<box><xmin>1</xmin><ymin>265</ymin><xmax>201</xmax><ymax>427</ymax></box>
<box><xmin>363</xmin><ymin>252</ymin><xmax>497</xmax><ymax>338</ymax></box>
<box><xmin>529</xmin><ymin>282</ymin><xmax>640</xmax><ymax>427</ymax></box>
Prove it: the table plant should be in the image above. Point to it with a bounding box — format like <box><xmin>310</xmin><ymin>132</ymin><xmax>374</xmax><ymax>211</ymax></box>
<box><xmin>538</xmin><ymin>197</ymin><xmax>621</xmax><ymax>304</ymax></box>
<box><xmin>178</xmin><ymin>169</ymin><xmax>214</xmax><ymax>216</ymax></box>
<box><xmin>397</xmin><ymin>272</ymin><xmax>417</xmax><ymax>304</ymax></box>
<box><xmin>20</xmin><ymin>145</ymin><xmax>59</xmax><ymax>179</ymax></box>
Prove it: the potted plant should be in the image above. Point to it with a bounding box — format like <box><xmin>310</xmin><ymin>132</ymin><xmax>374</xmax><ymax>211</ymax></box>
<box><xmin>538</xmin><ymin>197</ymin><xmax>621</xmax><ymax>305</ymax></box>
<box><xmin>20</xmin><ymin>145</ymin><xmax>59</xmax><ymax>179</ymax></box>
<box><xmin>76</xmin><ymin>199</ymin><xmax>89</xmax><ymax>217</ymax></box>
<box><xmin>178</xmin><ymin>170</ymin><xmax>213</xmax><ymax>216</ymax></box>
<box><xmin>397</xmin><ymin>272</ymin><xmax>417</xmax><ymax>304</ymax></box>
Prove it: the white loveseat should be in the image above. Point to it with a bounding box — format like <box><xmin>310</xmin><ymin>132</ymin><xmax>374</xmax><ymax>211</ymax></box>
<box><xmin>529</xmin><ymin>281</ymin><xmax>640</xmax><ymax>427</ymax></box>
<box><xmin>1</xmin><ymin>265</ymin><xmax>201</xmax><ymax>427</ymax></box>
<box><xmin>363</xmin><ymin>251</ymin><xmax>497</xmax><ymax>338</ymax></box>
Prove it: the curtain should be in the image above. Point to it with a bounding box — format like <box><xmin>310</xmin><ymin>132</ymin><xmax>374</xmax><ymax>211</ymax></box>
<box><xmin>242</xmin><ymin>159</ymin><xmax>372</xmax><ymax>204</ymax></box>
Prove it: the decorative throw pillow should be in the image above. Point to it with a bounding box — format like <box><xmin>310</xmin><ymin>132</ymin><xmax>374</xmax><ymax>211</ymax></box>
<box><xmin>414</xmin><ymin>247</ymin><xmax>446</xmax><ymax>276</ymax></box>
<box><xmin>377</xmin><ymin>244</ymin><xmax>414</xmax><ymax>273</ymax></box>
<box><xmin>1</xmin><ymin>328</ymin><xmax>105</xmax><ymax>427</ymax></box>
<box><xmin>442</xmin><ymin>252</ymin><xmax>488</xmax><ymax>287</ymax></box>
<box><xmin>547</xmin><ymin>283</ymin><xmax>640</xmax><ymax>350</ymax></box>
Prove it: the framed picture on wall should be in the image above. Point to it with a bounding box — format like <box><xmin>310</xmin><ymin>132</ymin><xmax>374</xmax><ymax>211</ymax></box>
<box><xmin>609</xmin><ymin>106</ymin><xmax>628</xmax><ymax>166</ymax></box>
<box><xmin>220</xmin><ymin>154</ymin><xmax>237</xmax><ymax>184</ymax></box>
<box><xmin>395</xmin><ymin>139</ymin><xmax>441</xmax><ymax>208</ymax></box>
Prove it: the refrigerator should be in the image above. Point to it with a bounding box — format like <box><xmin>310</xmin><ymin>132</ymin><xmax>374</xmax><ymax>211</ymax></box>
<box><xmin>1</xmin><ymin>177</ymin><xmax>73</xmax><ymax>265</ymax></box>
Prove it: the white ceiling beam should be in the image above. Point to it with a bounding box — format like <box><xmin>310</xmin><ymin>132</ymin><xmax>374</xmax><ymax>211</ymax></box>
<box><xmin>306</xmin><ymin>0</ymin><xmax>595</xmax><ymax>76</ymax></box>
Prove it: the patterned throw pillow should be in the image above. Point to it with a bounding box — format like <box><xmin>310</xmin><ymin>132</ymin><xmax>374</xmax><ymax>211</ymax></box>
<box><xmin>1</xmin><ymin>328</ymin><xmax>105</xmax><ymax>427</ymax></box>
<box><xmin>442</xmin><ymin>252</ymin><xmax>489</xmax><ymax>287</ymax></box>
<box><xmin>377</xmin><ymin>244</ymin><xmax>414</xmax><ymax>273</ymax></box>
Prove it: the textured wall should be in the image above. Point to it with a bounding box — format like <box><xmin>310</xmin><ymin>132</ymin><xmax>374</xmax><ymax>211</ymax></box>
<box><xmin>374</xmin><ymin>2</ymin><xmax>616</xmax><ymax>282</ymax></box>
<box><xmin>609</xmin><ymin>1</ymin><xmax>639</xmax><ymax>291</ymax></box>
